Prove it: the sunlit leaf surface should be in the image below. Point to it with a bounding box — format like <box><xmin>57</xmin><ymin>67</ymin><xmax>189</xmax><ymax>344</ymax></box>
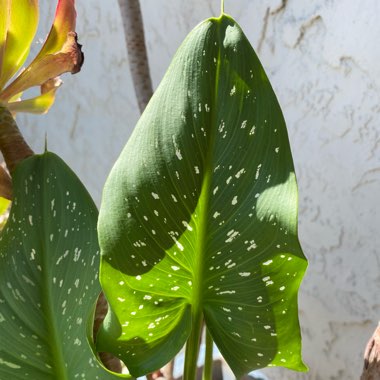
<box><xmin>7</xmin><ymin>85</ymin><xmax>60</xmax><ymax>114</ymax></box>
<box><xmin>98</xmin><ymin>14</ymin><xmax>307</xmax><ymax>378</ymax></box>
<box><xmin>0</xmin><ymin>196</ymin><xmax>10</xmax><ymax>230</ymax></box>
<box><xmin>33</xmin><ymin>0</ymin><xmax>77</xmax><ymax>60</ymax></box>
<box><xmin>0</xmin><ymin>196</ymin><xmax>9</xmax><ymax>215</ymax></box>
<box><xmin>0</xmin><ymin>153</ymin><xmax>125</xmax><ymax>379</ymax></box>
<box><xmin>0</xmin><ymin>0</ymin><xmax>39</xmax><ymax>89</ymax></box>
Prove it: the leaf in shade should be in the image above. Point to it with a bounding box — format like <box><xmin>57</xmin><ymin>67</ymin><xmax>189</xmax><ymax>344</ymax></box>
<box><xmin>97</xmin><ymin>13</ymin><xmax>307</xmax><ymax>378</ymax></box>
<box><xmin>0</xmin><ymin>152</ymin><xmax>127</xmax><ymax>380</ymax></box>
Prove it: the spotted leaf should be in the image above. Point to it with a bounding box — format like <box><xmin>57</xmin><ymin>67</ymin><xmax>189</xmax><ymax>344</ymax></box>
<box><xmin>97</xmin><ymin>14</ymin><xmax>308</xmax><ymax>378</ymax></box>
<box><xmin>0</xmin><ymin>152</ymin><xmax>126</xmax><ymax>379</ymax></box>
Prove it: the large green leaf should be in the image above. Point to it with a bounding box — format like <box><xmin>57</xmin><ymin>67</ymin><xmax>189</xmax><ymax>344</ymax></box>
<box><xmin>98</xmin><ymin>14</ymin><xmax>307</xmax><ymax>378</ymax></box>
<box><xmin>0</xmin><ymin>152</ymin><xmax>126</xmax><ymax>379</ymax></box>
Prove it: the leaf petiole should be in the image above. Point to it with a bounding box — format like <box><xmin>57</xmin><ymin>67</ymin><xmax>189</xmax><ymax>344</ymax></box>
<box><xmin>183</xmin><ymin>312</ymin><xmax>204</xmax><ymax>380</ymax></box>
<box><xmin>202</xmin><ymin>328</ymin><xmax>214</xmax><ymax>380</ymax></box>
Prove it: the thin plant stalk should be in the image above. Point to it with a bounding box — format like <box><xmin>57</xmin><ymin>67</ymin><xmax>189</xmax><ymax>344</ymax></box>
<box><xmin>93</xmin><ymin>292</ymin><xmax>122</xmax><ymax>373</ymax></box>
<box><xmin>183</xmin><ymin>312</ymin><xmax>203</xmax><ymax>380</ymax></box>
<box><xmin>202</xmin><ymin>328</ymin><xmax>214</xmax><ymax>380</ymax></box>
<box><xmin>118</xmin><ymin>0</ymin><xmax>153</xmax><ymax>113</ymax></box>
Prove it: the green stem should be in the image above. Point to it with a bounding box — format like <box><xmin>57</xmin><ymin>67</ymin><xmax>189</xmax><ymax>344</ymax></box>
<box><xmin>202</xmin><ymin>328</ymin><xmax>213</xmax><ymax>380</ymax></box>
<box><xmin>183</xmin><ymin>313</ymin><xmax>203</xmax><ymax>380</ymax></box>
<box><xmin>221</xmin><ymin>0</ymin><xmax>225</xmax><ymax>14</ymax></box>
<box><xmin>183</xmin><ymin>106</ymin><xmax>216</xmax><ymax>379</ymax></box>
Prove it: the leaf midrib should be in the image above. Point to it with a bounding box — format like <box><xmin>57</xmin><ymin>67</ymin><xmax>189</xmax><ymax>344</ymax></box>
<box><xmin>40</xmin><ymin>156</ymin><xmax>68</xmax><ymax>380</ymax></box>
<box><xmin>191</xmin><ymin>15</ymin><xmax>224</xmax><ymax>322</ymax></box>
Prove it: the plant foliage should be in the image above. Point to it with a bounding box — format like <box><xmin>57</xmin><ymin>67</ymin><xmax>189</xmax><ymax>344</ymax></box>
<box><xmin>97</xmin><ymin>13</ymin><xmax>307</xmax><ymax>378</ymax></box>
<box><xmin>0</xmin><ymin>0</ymin><xmax>83</xmax><ymax>114</ymax></box>
<box><xmin>0</xmin><ymin>153</ymin><xmax>125</xmax><ymax>379</ymax></box>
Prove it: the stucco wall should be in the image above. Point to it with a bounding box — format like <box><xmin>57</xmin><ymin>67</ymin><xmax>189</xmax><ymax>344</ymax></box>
<box><xmin>21</xmin><ymin>1</ymin><xmax>380</xmax><ymax>379</ymax></box>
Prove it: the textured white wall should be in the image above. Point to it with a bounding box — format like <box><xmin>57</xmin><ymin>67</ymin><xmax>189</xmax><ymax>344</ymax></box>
<box><xmin>21</xmin><ymin>1</ymin><xmax>380</xmax><ymax>379</ymax></box>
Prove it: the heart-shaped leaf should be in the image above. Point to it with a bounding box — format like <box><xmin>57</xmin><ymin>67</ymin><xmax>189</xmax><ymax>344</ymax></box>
<box><xmin>0</xmin><ymin>152</ymin><xmax>126</xmax><ymax>379</ymax></box>
<box><xmin>97</xmin><ymin>14</ymin><xmax>307</xmax><ymax>378</ymax></box>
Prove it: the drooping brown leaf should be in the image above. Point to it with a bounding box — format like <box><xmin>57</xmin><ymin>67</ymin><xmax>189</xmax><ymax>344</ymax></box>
<box><xmin>0</xmin><ymin>32</ymin><xmax>83</xmax><ymax>102</ymax></box>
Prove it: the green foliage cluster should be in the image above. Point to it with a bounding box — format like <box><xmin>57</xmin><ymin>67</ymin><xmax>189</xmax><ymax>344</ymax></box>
<box><xmin>0</xmin><ymin>2</ymin><xmax>307</xmax><ymax>379</ymax></box>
